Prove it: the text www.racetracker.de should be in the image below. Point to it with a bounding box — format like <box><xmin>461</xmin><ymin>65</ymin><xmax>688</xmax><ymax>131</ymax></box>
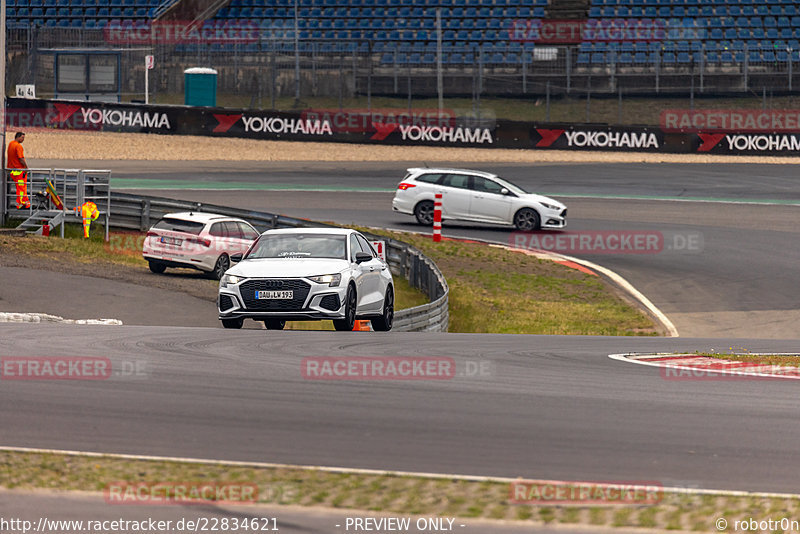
<box><xmin>0</xmin><ymin>517</ymin><xmax>279</xmax><ymax>533</ymax></box>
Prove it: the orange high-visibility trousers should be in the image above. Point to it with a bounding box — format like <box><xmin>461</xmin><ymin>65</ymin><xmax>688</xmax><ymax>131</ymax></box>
<box><xmin>11</xmin><ymin>171</ymin><xmax>29</xmax><ymax>209</ymax></box>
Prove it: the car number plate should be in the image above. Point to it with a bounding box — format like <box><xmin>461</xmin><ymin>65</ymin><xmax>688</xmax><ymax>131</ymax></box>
<box><xmin>256</xmin><ymin>290</ymin><xmax>293</xmax><ymax>300</ymax></box>
<box><xmin>160</xmin><ymin>236</ymin><xmax>182</xmax><ymax>246</ymax></box>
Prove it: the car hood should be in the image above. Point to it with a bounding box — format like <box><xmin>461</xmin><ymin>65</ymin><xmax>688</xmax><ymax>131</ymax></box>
<box><xmin>227</xmin><ymin>258</ymin><xmax>350</xmax><ymax>278</ymax></box>
<box><xmin>522</xmin><ymin>193</ymin><xmax>567</xmax><ymax>210</ymax></box>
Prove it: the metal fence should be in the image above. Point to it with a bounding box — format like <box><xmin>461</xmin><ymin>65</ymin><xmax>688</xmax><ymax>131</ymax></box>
<box><xmin>108</xmin><ymin>191</ymin><xmax>449</xmax><ymax>332</ymax></box>
<box><xmin>9</xmin><ymin>26</ymin><xmax>800</xmax><ymax>107</ymax></box>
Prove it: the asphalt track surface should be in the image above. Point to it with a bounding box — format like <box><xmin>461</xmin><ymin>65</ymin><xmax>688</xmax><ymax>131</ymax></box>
<box><xmin>2</xmin><ymin>323</ymin><xmax>800</xmax><ymax>494</ymax></box>
<box><xmin>52</xmin><ymin>158</ymin><xmax>799</xmax><ymax>339</ymax></box>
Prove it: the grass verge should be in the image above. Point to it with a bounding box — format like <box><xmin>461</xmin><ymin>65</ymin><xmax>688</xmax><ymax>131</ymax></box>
<box><xmin>2</xmin><ymin>450</ymin><xmax>798</xmax><ymax>532</ymax></box>
<box><xmin>362</xmin><ymin>228</ymin><xmax>659</xmax><ymax>335</ymax></box>
<box><xmin>698</xmin><ymin>351</ymin><xmax>800</xmax><ymax>367</ymax></box>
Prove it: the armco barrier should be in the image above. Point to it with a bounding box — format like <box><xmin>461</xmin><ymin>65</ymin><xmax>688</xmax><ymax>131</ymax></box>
<box><xmin>109</xmin><ymin>192</ymin><xmax>448</xmax><ymax>332</ymax></box>
<box><xmin>12</xmin><ymin>96</ymin><xmax>800</xmax><ymax>155</ymax></box>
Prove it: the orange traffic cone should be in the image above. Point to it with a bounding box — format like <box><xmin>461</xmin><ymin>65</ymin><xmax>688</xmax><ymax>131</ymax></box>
<box><xmin>353</xmin><ymin>320</ymin><xmax>372</xmax><ymax>331</ymax></box>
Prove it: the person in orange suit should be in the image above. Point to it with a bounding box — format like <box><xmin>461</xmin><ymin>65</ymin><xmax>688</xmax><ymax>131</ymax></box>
<box><xmin>74</xmin><ymin>201</ymin><xmax>99</xmax><ymax>238</ymax></box>
<box><xmin>7</xmin><ymin>132</ymin><xmax>29</xmax><ymax>209</ymax></box>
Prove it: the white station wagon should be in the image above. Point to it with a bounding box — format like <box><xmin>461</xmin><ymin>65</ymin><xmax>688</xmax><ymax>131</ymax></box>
<box><xmin>392</xmin><ymin>168</ymin><xmax>567</xmax><ymax>231</ymax></box>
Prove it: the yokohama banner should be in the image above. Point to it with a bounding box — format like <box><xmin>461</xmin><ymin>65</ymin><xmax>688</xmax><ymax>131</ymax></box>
<box><xmin>8</xmin><ymin>97</ymin><xmax>800</xmax><ymax>155</ymax></box>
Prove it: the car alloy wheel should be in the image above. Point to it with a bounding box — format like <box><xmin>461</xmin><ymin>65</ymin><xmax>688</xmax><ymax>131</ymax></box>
<box><xmin>414</xmin><ymin>200</ymin><xmax>435</xmax><ymax>225</ymax></box>
<box><xmin>333</xmin><ymin>285</ymin><xmax>357</xmax><ymax>331</ymax></box>
<box><xmin>372</xmin><ymin>286</ymin><xmax>394</xmax><ymax>331</ymax></box>
<box><xmin>514</xmin><ymin>208</ymin><xmax>541</xmax><ymax>231</ymax></box>
<box><xmin>210</xmin><ymin>254</ymin><xmax>230</xmax><ymax>280</ymax></box>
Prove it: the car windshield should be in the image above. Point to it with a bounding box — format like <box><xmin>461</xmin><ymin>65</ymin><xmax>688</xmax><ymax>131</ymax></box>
<box><xmin>494</xmin><ymin>176</ymin><xmax>529</xmax><ymax>195</ymax></box>
<box><xmin>246</xmin><ymin>234</ymin><xmax>347</xmax><ymax>260</ymax></box>
<box><xmin>152</xmin><ymin>217</ymin><xmax>204</xmax><ymax>235</ymax></box>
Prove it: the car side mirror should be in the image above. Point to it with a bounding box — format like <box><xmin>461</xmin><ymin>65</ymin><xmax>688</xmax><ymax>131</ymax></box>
<box><xmin>355</xmin><ymin>252</ymin><xmax>372</xmax><ymax>264</ymax></box>
<box><xmin>500</xmin><ymin>188</ymin><xmax>510</xmax><ymax>195</ymax></box>
<box><xmin>230</xmin><ymin>253</ymin><xmax>243</xmax><ymax>263</ymax></box>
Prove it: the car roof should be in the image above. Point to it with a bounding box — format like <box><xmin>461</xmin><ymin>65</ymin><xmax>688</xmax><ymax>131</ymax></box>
<box><xmin>260</xmin><ymin>227</ymin><xmax>355</xmax><ymax>236</ymax></box>
<box><xmin>406</xmin><ymin>167</ymin><xmax>498</xmax><ymax>179</ymax></box>
<box><xmin>162</xmin><ymin>212</ymin><xmax>235</xmax><ymax>224</ymax></box>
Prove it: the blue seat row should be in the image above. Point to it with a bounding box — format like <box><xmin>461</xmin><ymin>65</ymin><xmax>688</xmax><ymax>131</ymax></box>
<box><xmin>577</xmin><ymin>49</ymin><xmax>799</xmax><ymax>65</ymax></box>
<box><xmin>229</xmin><ymin>0</ymin><xmax>549</xmax><ymax>6</ymax></box>
<box><xmin>11</xmin><ymin>0</ymin><xmax>157</xmax><ymax>5</ymax></box>
<box><xmin>591</xmin><ymin>4</ymin><xmax>798</xmax><ymax>16</ymax></box>
<box><xmin>217</xmin><ymin>5</ymin><xmax>543</xmax><ymax>18</ymax></box>
<box><xmin>580</xmin><ymin>39</ymin><xmax>800</xmax><ymax>51</ymax></box>
<box><xmin>8</xmin><ymin>6</ymin><xmax>152</xmax><ymax>16</ymax></box>
<box><xmin>593</xmin><ymin>0</ymin><xmax>800</xmax><ymax>5</ymax></box>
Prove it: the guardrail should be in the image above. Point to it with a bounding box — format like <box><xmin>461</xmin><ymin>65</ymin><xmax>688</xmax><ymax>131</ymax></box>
<box><xmin>109</xmin><ymin>192</ymin><xmax>448</xmax><ymax>332</ymax></box>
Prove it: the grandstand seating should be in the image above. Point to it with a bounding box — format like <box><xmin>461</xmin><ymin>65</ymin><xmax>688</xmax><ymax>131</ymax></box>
<box><xmin>8</xmin><ymin>0</ymin><xmax>800</xmax><ymax>67</ymax></box>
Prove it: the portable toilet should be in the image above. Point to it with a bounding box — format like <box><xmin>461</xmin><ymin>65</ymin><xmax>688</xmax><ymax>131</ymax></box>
<box><xmin>184</xmin><ymin>67</ymin><xmax>218</xmax><ymax>107</ymax></box>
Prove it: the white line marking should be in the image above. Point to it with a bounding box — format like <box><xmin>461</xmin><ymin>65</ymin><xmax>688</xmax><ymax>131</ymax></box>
<box><xmin>0</xmin><ymin>312</ymin><xmax>122</xmax><ymax>325</ymax></box>
<box><xmin>608</xmin><ymin>353</ymin><xmax>800</xmax><ymax>380</ymax></box>
<box><xmin>2</xmin><ymin>445</ymin><xmax>800</xmax><ymax>500</ymax></box>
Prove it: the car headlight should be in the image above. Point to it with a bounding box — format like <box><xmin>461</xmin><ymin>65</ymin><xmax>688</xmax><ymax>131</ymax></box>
<box><xmin>221</xmin><ymin>274</ymin><xmax>245</xmax><ymax>287</ymax></box>
<box><xmin>308</xmin><ymin>273</ymin><xmax>341</xmax><ymax>287</ymax></box>
<box><xmin>540</xmin><ymin>202</ymin><xmax>560</xmax><ymax>211</ymax></box>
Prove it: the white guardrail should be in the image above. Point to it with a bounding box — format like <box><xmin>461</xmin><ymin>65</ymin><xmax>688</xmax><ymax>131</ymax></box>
<box><xmin>109</xmin><ymin>192</ymin><xmax>449</xmax><ymax>332</ymax></box>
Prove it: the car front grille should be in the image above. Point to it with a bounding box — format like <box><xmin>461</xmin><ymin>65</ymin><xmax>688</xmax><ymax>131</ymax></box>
<box><xmin>240</xmin><ymin>279</ymin><xmax>311</xmax><ymax>311</ymax></box>
<box><xmin>319</xmin><ymin>294</ymin><xmax>340</xmax><ymax>311</ymax></box>
<box><xmin>218</xmin><ymin>294</ymin><xmax>235</xmax><ymax>311</ymax></box>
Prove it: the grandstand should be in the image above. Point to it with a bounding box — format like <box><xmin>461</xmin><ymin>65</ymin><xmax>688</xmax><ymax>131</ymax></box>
<box><xmin>6</xmin><ymin>0</ymin><xmax>800</xmax><ymax>99</ymax></box>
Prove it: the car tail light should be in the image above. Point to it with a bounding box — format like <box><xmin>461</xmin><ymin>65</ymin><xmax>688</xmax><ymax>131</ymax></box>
<box><xmin>146</xmin><ymin>231</ymin><xmax>158</xmax><ymax>237</ymax></box>
<box><xmin>397</xmin><ymin>183</ymin><xmax>416</xmax><ymax>190</ymax></box>
<box><xmin>186</xmin><ymin>237</ymin><xmax>211</xmax><ymax>247</ymax></box>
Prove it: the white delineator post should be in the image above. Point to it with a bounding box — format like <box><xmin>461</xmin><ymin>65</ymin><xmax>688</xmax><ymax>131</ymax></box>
<box><xmin>145</xmin><ymin>55</ymin><xmax>154</xmax><ymax>104</ymax></box>
<box><xmin>433</xmin><ymin>192</ymin><xmax>442</xmax><ymax>242</ymax></box>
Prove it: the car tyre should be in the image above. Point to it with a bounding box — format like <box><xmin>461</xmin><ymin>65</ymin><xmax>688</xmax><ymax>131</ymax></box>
<box><xmin>265</xmin><ymin>319</ymin><xmax>286</xmax><ymax>330</ymax></box>
<box><xmin>414</xmin><ymin>200</ymin><xmax>435</xmax><ymax>225</ymax></box>
<box><xmin>209</xmin><ymin>254</ymin><xmax>230</xmax><ymax>280</ymax></box>
<box><xmin>333</xmin><ymin>285</ymin><xmax>357</xmax><ymax>331</ymax></box>
<box><xmin>371</xmin><ymin>286</ymin><xmax>394</xmax><ymax>332</ymax></box>
<box><xmin>513</xmin><ymin>208</ymin><xmax>541</xmax><ymax>231</ymax></box>
<box><xmin>148</xmin><ymin>261</ymin><xmax>166</xmax><ymax>274</ymax></box>
<box><xmin>221</xmin><ymin>318</ymin><xmax>243</xmax><ymax>329</ymax></box>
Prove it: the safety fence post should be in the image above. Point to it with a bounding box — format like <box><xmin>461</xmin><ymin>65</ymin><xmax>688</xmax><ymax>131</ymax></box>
<box><xmin>433</xmin><ymin>192</ymin><xmax>442</xmax><ymax>242</ymax></box>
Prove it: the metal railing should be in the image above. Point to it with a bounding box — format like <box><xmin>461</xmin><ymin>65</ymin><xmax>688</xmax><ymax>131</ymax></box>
<box><xmin>1</xmin><ymin>168</ymin><xmax>111</xmax><ymax>240</ymax></box>
<box><xmin>109</xmin><ymin>192</ymin><xmax>449</xmax><ymax>332</ymax></box>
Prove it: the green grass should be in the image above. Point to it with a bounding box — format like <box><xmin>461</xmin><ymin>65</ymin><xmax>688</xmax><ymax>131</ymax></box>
<box><xmin>145</xmin><ymin>92</ymin><xmax>800</xmax><ymax>126</ymax></box>
<box><xmin>2</xmin><ymin>451</ymin><xmax>794</xmax><ymax>531</ymax></box>
<box><xmin>360</xmin><ymin>229</ymin><xmax>659</xmax><ymax>336</ymax></box>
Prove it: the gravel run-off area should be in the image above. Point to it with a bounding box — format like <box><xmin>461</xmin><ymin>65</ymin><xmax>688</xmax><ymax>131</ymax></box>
<box><xmin>13</xmin><ymin>129</ymin><xmax>800</xmax><ymax>164</ymax></box>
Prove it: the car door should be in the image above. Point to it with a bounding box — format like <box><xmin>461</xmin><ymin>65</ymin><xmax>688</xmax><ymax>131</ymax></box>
<box><xmin>468</xmin><ymin>176</ymin><xmax>514</xmax><ymax>223</ymax></box>
<box><xmin>356</xmin><ymin>233</ymin><xmax>386</xmax><ymax>312</ymax></box>
<box><xmin>349</xmin><ymin>234</ymin><xmax>382</xmax><ymax>314</ymax></box>
<box><xmin>439</xmin><ymin>173</ymin><xmax>473</xmax><ymax>219</ymax></box>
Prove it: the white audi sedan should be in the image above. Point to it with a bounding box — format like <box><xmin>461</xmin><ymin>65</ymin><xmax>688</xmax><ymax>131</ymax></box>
<box><xmin>217</xmin><ymin>228</ymin><xmax>394</xmax><ymax>331</ymax></box>
<box><xmin>392</xmin><ymin>168</ymin><xmax>567</xmax><ymax>231</ymax></box>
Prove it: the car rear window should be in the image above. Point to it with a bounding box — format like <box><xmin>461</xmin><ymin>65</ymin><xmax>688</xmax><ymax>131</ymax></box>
<box><xmin>153</xmin><ymin>218</ymin><xmax>205</xmax><ymax>235</ymax></box>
